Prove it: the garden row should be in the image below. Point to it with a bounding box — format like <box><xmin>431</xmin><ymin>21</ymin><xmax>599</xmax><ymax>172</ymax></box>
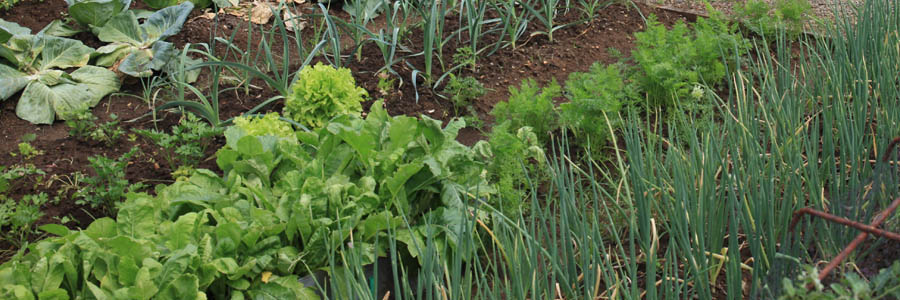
<box><xmin>1</xmin><ymin>0</ymin><xmax>900</xmax><ymax>299</ymax></box>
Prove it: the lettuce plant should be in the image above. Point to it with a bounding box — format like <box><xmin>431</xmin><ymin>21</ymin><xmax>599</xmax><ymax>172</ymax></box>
<box><xmin>233</xmin><ymin>112</ymin><xmax>297</xmax><ymax>143</ymax></box>
<box><xmin>94</xmin><ymin>2</ymin><xmax>193</xmax><ymax>77</ymax></box>
<box><xmin>66</xmin><ymin>0</ymin><xmax>131</xmax><ymax>28</ymax></box>
<box><xmin>0</xmin><ymin>34</ymin><xmax>120</xmax><ymax>124</ymax></box>
<box><xmin>284</xmin><ymin>62</ymin><xmax>368</xmax><ymax>129</ymax></box>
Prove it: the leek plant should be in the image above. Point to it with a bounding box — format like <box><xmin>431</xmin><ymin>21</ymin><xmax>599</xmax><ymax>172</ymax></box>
<box><xmin>522</xmin><ymin>0</ymin><xmax>569</xmax><ymax>42</ymax></box>
<box><xmin>492</xmin><ymin>0</ymin><xmax>531</xmax><ymax>50</ymax></box>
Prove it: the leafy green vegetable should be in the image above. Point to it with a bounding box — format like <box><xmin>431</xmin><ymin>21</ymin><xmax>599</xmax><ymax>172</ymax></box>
<box><xmin>143</xmin><ymin>0</ymin><xmax>211</xmax><ymax>10</ymax></box>
<box><xmin>0</xmin><ymin>34</ymin><xmax>120</xmax><ymax>124</ymax></box>
<box><xmin>0</xmin><ymin>100</ymin><xmax>490</xmax><ymax>298</ymax></box>
<box><xmin>0</xmin><ymin>18</ymin><xmax>30</xmax><ymax>43</ymax></box>
<box><xmin>65</xmin><ymin>0</ymin><xmax>131</xmax><ymax>28</ymax></box>
<box><xmin>232</xmin><ymin>112</ymin><xmax>297</xmax><ymax>143</ymax></box>
<box><xmin>95</xmin><ymin>2</ymin><xmax>194</xmax><ymax>77</ymax></box>
<box><xmin>284</xmin><ymin>62</ymin><xmax>368</xmax><ymax>129</ymax></box>
<box><xmin>480</xmin><ymin>122</ymin><xmax>546</xmax><ymax>214</ymax></box>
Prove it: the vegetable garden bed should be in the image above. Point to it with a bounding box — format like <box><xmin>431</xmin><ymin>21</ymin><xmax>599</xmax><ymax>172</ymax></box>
<box><xmin>1</xmin><ymin>0</ymin><xmax>899</xmax><ymax>298</ymax></box>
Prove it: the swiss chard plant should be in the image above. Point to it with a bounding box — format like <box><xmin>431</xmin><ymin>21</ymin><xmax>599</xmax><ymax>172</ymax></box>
<box><xmin>94</xmin><ymin>2</ymin><xmax>194</xmax><ymax>77</ymax></box>
<box><xmin>66</xmin><ymin>0</ymin><xmax>132</xmax><ymax>28</ymax></box>
<box><xmin>0</xmin><ymin>33</ymin><xmax>120</xmax><ymax>124</ymax></box>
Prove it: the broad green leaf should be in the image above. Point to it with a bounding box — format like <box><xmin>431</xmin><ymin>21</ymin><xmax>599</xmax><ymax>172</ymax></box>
<box><xmin>158</xmin><ymin>274</ymin><xmax>200</xmax><ymax>300</ymax></box>
<box><xmin>0</xmin><ymin>285</ymin><xmax>35</xmax><ymax>300</ymax></box>
<box><xmin>16</xmin><ymin>82</ymin><xmax>60</xmax><ymax>124</ymax></box>
<box><xmin>94</xmin><ymin>43</ymin><xmax>132</xmax><ymax>67</ymax></box>
<box><xmin>36</xmin><ymin>289</ymin><xmax>68</xmax><ymax>300</ymax></box>
<box><xmin>0</xmin><ymin>64</ymin><xmax>28</xmax><ymax>100</ymax></box>
<box><xmin>118</xmin><ymin>41</ymin><xmax>175</xmax><ymax>77</ymax></box>
<box><xmin>84</xmin><ymin>218</ymin><xmax>117</xmax><ymax>239</ymax></box>
<box><xmin>67</xmin><ymin>0</ymin><xmax>131</xmax><ymax>27</ymax></box>
<box><xmin>142</xmin><ymin>0</ymin><xmax>179</xmax><ymax>10</ymax></box>
<box><xmin>39</xmin><ymin>20</ymin><xmax>82</xmax><ymax>37</ymax></box>
<box><xmin>97</xmin><ymin>11</ymin><xmax>143</xmax><ymax>45</ymax></box>
<box><xmin>36</xmin><ymin>35</ymin><xmax>93</xmax><ymax>71</ymax></box>
<box><xmin>38</xmin><ymin>224</ymin><xmax>70</xmax><ymax>237</ymax></box>
<box><xmin>143</xmin><ymin>2</ymin><xmax>194</xmax><ymax>41</ymax></box>
<box><xmin>0</xmin><ymin>18</ymin><xmax>31</xmax><ymax>43</ymax></box>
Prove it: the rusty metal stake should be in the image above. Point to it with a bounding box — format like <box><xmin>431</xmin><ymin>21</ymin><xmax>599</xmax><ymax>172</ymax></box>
<box><xmin>789</xmin><ymin>197</ymin><xmax>900</xmax><ymax>281</ymax></box>
<box><xmin>788</xmin><ymin>137</ymin><xmax>900</xmax><ymax>281</ymax></box>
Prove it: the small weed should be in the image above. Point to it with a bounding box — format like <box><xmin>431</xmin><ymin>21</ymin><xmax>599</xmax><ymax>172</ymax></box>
<box><xmin>377</xmin><ymin>72</ymin><xmax>396</xmax><ymax>96</ymax></box>
<box><xmin>66</xmin><ymin>110</ymin><xmax>125</xmax><ymax>146</ymax></box>
<box><xmin>12</xmin><ymin>134</ymin><xmax>43</xmax><ymax>159</ymax></box>
<box><xmin>133</xmin><ymin>112</ymin><xmax>223</xmax><ymax>171</ymax></box>
<box><xmin>452</xmin><ymin>46</ymin><xmax>477</xmax><ymax>71</ymax></box>
<box><xmin>491</xmin><ymin>78</ymin><xmax>562</xmax><ymax>143</ymax></box>
<box><xmin>442</xmin><ymin>74</ymin><xmax>487</xmax><ymax>114</ymax></box>
<box><xmin>74</xmin><ymin>147</ymin><xmax>146</xmax><ymax>217</ymax></box>
<box><xmin>0</xmin><ymin>192</ymin><xmax>49</xmax><ymax>247</ymax></box>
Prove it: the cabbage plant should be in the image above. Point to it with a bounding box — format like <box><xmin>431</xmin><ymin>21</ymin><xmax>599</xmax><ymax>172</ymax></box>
<box><xmin>94</xmin><ymin>2</ymin><xmax>193</xmax><ymax>77</ymax></box>
<box><xmin>65</xmin><ymin>0</ymin><xmax>132</xmax><ymax>28</ymax></box>
<box><xmin>0</xmin><ymin>34</ymin><xmax>119</xmax><ymax>124</ymax></box>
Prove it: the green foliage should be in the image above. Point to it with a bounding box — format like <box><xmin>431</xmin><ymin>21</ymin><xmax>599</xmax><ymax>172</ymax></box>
<box><xmin>144</xmin><ymin>0</ymin><xmax>211</xmax><ymax>9</ymax></box>
<box><xmin>232</xmin><ymin>112</ymin><xmax>296</xmax><ymax>142</ymax></box>
<box><xmin>74</xmin><ymin>147</ymin><xmax>146</xmax><ymax>216</ymax></box>
<box><xmin>284</xmin><ymin>62</ymin><xmax>368</xmax><ymax>129</ymax></box>
<box><xmin>442</xmin><ymin>74</ymin><xmax>487</xmax><ymax>113</ymax></box>
<box><xmin>66</xmin><ymin>0</ymin><xmax>131</xmax><ymax>28</ymax></box>
<box><xmin>13</xmin><ymin>133</ymin><xmax>43</xmax><ymax>159</ymax></box>
<box><xmin>480</xmin><ymin>122</ymin><xmax>546</xmax><ymax>214</ymax></box>
<box><xmin>0</xmin><ymin>0</ymin><xmax>22</xmax><ymax>10</ymax></box>
<box><xmin>0</xmin><ymin>100</ymin><xmax>489</xmax><ymax>299</ymax></box>
<box><xmin>452</xmin><ymin>46</ymin><xmax>476</xmax><ymax>70</ymax></box>
<box><xmin>491</xmin><ymin>78</ymin><xmax>561</xmax><ymax>143</ymax></box>
<box><xmin>0</xmin><ymin>33</ymin><xmax>120</xmax><ymax>124</ymax></box>
<box><xmin>561</xmin><ymin>63</ymin><xmax>631</xmax><ymax>152</ymax></box>
<box><xmin>0</xmin><ymin>192</ymin><xmax>49</xmax><ymax>247</ymax></box>
<box><xmin>134</xmin><ymin>112</ymin><xmax>223</xmax><ymax>170</ymax></box>
<box><xmin>94</xmin><ymin>2</ymin><xmax>194</xmax><ymax>77</ymax></box>
<box><xmin>632</xmin><ymin>15</ymin><xmax>747</xmax><ymax>105</ymax></box>
<box><xmin>65</xmin><ymin>110</ymin><xmax>125</xmax><ymax>146</ymax></box>
<box><xmin>779</xmin><ymin>263</ymin><xmax>900</xmax><ymax>299</ymax></box>
<box><xmin>736</xmin><ymin>0</ymin><xmax>811</xmax><ymax>40</ymax></box>
<box><xmin>0</xmin><ymin>164</ymin><xmax>45</xmax><ymax>197</ymax></box>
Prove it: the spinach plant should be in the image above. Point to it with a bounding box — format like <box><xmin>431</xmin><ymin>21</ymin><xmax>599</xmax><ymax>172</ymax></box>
<box><xmin>94</xmin><ymin>2</ymin><xmax>194</xmax><ymax>77</ymax></box>
<box><xmin>0</xmin><ymin>33</ymin><xmax>120</xmax><ymax>124</ymax></box>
